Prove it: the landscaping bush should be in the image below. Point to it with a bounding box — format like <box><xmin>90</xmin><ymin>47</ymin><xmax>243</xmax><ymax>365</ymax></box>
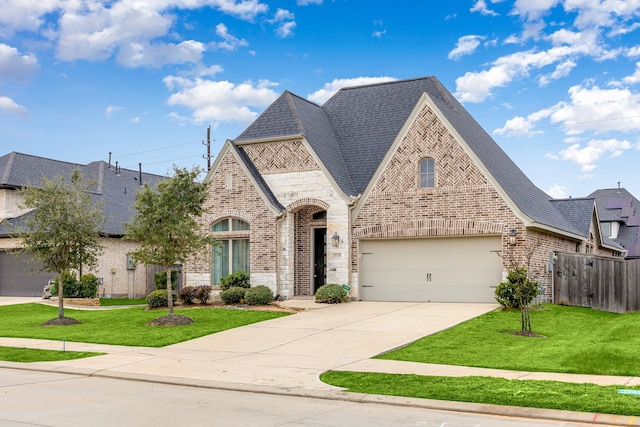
<box><xmin>154</xmin><ymin>270</ymin><xmax>179</xmax><ymax>291</ymax></box>
<box><xmin>495</xmin><ymin>267</ymin><xmax>539</xmax><ymax>309</ymax></box>
<box><xmin>244</xmin><ymin>285</ymin><xmax>273</xmax><ymax>305</ymax></box>
<box><xmin>51</xmin><ymin>272</ymin><xmax>97</xmax><ymax>298</ymax></box>
<box><xmin>220</xmin><ymin>286</ymin><xmax>246</xmax><ymax>304</ymax></box>
<box><xmin>315</xmin><ymin>283</ymin><xmax>347</xmax><ymax>304</ymax></box>
<box><xmin>219</xmin><ymin>271</ymin><xmax>250</xmax><ymax>291</ymax></box>
<box><xmin>178</xmin><ymin>286</ymin><xmax>196</xmax><ymax>305</ymax></box>
<box><xmin>194</xmin><ymin>285</ymin><xmax>212</xmax><ymax>304</ymax></box>
<box><xmin>147</xmin><ymin>289</ymin><xmax>169</xmax><ymax>308</ymax></box>
<box><xmin>78</xmin><ymin>274</ymin><xmax>99</xmax><ymax>298</ymax></box>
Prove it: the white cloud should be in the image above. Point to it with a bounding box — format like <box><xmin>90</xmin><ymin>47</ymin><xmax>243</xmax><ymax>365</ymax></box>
<box><xmin>448</xmin><ymin>35</ymin><xmax>484</xmax><ymax>60</ymax></box>
<box><xmin>307</xmin><ymin>76</ymin><xmax>397</xmax><ymax>104</ymax></box>
<box><xmin>105</xmin><ymin>105</ymin><xmax>123</xmax><ymax>118</ymax></box>
<box><xmin>0</xmin><ymin>43</ymin><xmax>39</xmax><ymax>81</ymax></box>
<box><xmin>547</xmin><ymin>183</ymin><xmax>568</xmax><ymax>198</ymax></box>
<box><xmin>10</xmin><ymin>0</ymin><xmax>267</xmax><ymax>66</ymax></box>
<box><xmin>470</xmin><ymin>0</ymin><xmax>498</xmax><ymax>16</ymax></box>
<box><xmin>0</xmin><ymin>0</ymin><xmax>60</xmax><ymax>36</ymax></box>
<box><xmin>511</xmin><ymin>0</ymin><xmax>561</xmax><ymax>21</ymax></box>
<box><xmin>564</xmin><ymin>0</ymin><xmax>640</xmax><ymax>29</ymax></box>
<box><xmin>297</xmin><ymin>0</ymin><xmax>322</xmax><ymax>4</ymax></box>
<box><xmin>212</xmin><ymin>23</ymin><xmax>249</xmax><ymax>51</ymax></box>
<box><xmin>550</xmin><ymin>85</ymin><xmax>640</xmax><ymax>134</ymax></box>
<box><xmin>164</xmin><ymin>76</ymin><xmax>279</xmax><ymax>124</ymax></box>
<box><xmin>538</xmin><ymin>60</ymin><xmax>577</xmax><ymax>86</ymax></box>
<box><xmin>0</xmin><ymin>96</ymin><xmax>28</xmax><ymax>116</ymax></box>
<box><xmin>493</xmin><ymin>116</ymin><xmax>543</xmax><ymax>137</ymax></box>
<box><xmin>372</xmin><ymin>29</ymin><xmax>387</xmax><ymax>38</ymax></box>
<box><xmin>622</xmin><ymin>62</ymin><xmax>640</xmax><ymax>85</ymax></box>
<box><xmin>130</xmin><ymin>117</ymin><xmax>140</xmax><ymax>123</ymax></box>
<box><xmin>270</xmin><ymin>9</ymin><xmax>296</xmax><ymax>38</ymax></box>
<box><xmin>546</xmin><ymin>138</ymin><xmax>633</xmax><ymax>171</ymax></box>
<box><xmin>455</xmin><ymin>29</ymin><xmax>601</xmax><ymax>102</ymax></box>
<box><xmin>116</xmin><ymin>40</ymin><xmax>205</xmax><ymax>68</ymax></box>
<box><xmin>628</xmin><ymin>46</ymin><xmax>640</xmax><ymax>57</ymax></box>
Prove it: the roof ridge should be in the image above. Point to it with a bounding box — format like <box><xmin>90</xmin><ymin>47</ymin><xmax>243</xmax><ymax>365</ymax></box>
<box><xmin>284</xmin><ymin>92</ymin><xmax>306</xmax><ymax>136</ymax></box>
<box><xmin>1</xmin><ymin>151</ymin><xmax>16</xmax><ymax>184</ymax></box>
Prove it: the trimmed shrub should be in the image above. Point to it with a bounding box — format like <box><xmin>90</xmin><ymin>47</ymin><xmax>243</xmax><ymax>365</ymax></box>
<box><xmin>219</xmin><ymin>271</ymin><xmax>250</xmax><ymax>291</ymax></box>
<box><xmin>194</xmin><ymin>285</ymin><xmax>212</xmax><ymax>304</ymax></box>
<box><xmin>78</xmin><ymin>274</ymin><xmax>99</xmax><ymax>298</ymax></box>
<box><xmin>315</xmin><ymin>283</ymin><xmax>347</xmax><ymax>304</ymax></box>
<box><xmin>495</xmin><ymin>267</ymin><xmax>539</xmax><ymax>309</ymax></box>
<box><xmin>220</xmin><ymin>286</ymin><xmax>245</xmax><ymax>304</ymax></box>
<box><xmin>154</xmin><ymin>270</ymin><xmax>179</xmax><ymax>291</ymax></box>
<box><xmin>147</xmin><ymin>289</ymin><xmax>169</xmax><ymax>308</ymax></box>
<box><xmin>178</xmin><ymin>286</ymin><xmax>196</xmax><ymax>305</ymax></box>
<box><xmin>244</xmin><ymin>285</ymin><xmax>273</xmax><ymax>305</ymax></box>
<box><xmin>50</xmin><ymin>272</ymin><xmax>79</xmax><ymax>298</ymax></box>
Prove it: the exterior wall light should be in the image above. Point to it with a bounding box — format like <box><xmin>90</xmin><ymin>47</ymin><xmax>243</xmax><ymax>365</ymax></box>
<box><xmin>508</xmin><ymin>229</ymin><xmax>518</xmax><ymax>246</ymax></box>
<box><xmin>331</xmin><ymin>232</ymin><xmax>340</xmax><ymax>247</ymax></box>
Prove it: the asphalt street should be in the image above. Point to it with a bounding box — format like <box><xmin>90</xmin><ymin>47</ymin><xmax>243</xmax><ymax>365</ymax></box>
<box><xmin>0</xmin><ymin>368</ymin><xmax>590</xmax><ymax>427</ymax></box>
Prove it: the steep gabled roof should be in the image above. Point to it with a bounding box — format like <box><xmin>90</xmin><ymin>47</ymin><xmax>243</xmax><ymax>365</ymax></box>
<box><xmin>550</xmin><ymin>198</ymin><xmax>596</xmax><ymax>238</ymax></box>
<box><xmin>231</xmin><ymin>144</ymin><xmax>285</xmax><ymax>212</ymax></box>
<box><xmin>588</xmin><ymin>188</ymin><xmax>640</xmax><ymax>257</ymax></box>
<box><xmin>233</xmin><ymin>76</ymin><xmax>582</xmax><ymax>237</ymax></box>
<box><xmin>0</xmin><ymin>152</ymin><xmax>165</xmax><ymax>236</ymax></box>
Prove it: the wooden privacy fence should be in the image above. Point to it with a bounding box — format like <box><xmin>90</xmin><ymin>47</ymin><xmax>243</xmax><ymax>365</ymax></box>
<box><xmin>553</xmin><ymin>252</ymin><xmax>640</xmax><ymax>313</ymax></box>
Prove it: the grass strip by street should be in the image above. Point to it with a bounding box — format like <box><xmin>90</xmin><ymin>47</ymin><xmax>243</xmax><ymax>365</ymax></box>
<box><xmin>320</xmin><ymin>371</ymin><xmax>640</xmax><ymax>416</ymax></box>
<box><xmin>0</xmin><ymin>345</ymin><xmax>103</xmax><ymax>362</ymax></box>
<box><xmin>98</xmin><ymin>298</ymin><xmax>147</xmax><ymax>306</ymax></box>
<box><xmin>0</xmin><ymin>303</ymin><xmax>290</xmax><ymax>347</ymax></box>
<box><xmin>378</xmin><ymin>304</ymin><xmax>640</xmax><ymax>377</ymax></box>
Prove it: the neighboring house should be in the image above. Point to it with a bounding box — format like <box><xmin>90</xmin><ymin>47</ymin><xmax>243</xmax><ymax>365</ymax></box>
<box><xmin>185</xmin><ymin>76</ymin><xmax>623</xmax><ymax>302</ymax></box>
<box><xmin>588</xmin><ymin>187</ymin><xmax>640</xmax><ymax>258</ymax></box>
<box><xmin>0</xmin><ymin>152</ymin><xmax>165</xmax><ymax>297</ymax></box>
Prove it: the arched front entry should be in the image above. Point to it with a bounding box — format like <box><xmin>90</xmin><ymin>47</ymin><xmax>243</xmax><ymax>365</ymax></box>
<box><xmin>293</xmin><ymin>206</ymin><xmax>327</xmax><ymax>296</ymax></box>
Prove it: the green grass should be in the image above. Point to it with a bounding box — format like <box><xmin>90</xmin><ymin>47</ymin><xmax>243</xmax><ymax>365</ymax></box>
<box><xmin>99</xmin><ymin>298</ymin><xmax>147</xmax><ymax>306</ymax></box>
<box><xmin>0</xmin><ymin>346</ymin><xmax>102</xmax><ymax>362</ymax></box>
<box><xmin>0</xmin><ymin>303</ymin><xmax>290</xmax><ymax>347</ymax></box>
<box><xmin>321</xmin><ymin>371</ymin><xmax>640</xmax><ymax>417</ymax></box>
<box><xmin>378</xmin><ymin>304</ymin><xmax>640</xmax><ymax>377</ymax></box>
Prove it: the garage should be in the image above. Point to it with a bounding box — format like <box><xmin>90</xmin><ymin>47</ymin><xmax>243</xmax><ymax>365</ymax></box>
<box><xmin>359</xmin><ymin>236</ymin><xmax>502</xmax><ymax>302</ymax></box>
<box><xmin>0</xmin><ymin>251</ymin><xmax>53</xmax><ymax>297</ymax></box>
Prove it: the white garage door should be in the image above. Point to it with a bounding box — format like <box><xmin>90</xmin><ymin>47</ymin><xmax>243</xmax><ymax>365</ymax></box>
<box><xmin>359</xmin><ymin>236</ymin><xmax>502</xmax><ymax>302</ymax></box>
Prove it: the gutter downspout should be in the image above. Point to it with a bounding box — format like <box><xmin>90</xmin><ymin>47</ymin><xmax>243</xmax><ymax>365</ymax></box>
<box><xmin>347</xmin><ymin>194</ymin><xmax>361</xmax><ymax>300</ymax></box>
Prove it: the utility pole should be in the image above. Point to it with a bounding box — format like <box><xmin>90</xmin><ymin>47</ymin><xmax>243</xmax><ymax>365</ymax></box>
<box><xmin>203</xmin><ymin>126</ymin><xmax>212</xmax><ymax>171</ymax></box>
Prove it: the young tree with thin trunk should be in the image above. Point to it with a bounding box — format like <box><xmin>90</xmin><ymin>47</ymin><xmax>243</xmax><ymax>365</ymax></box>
<box><xmin>124</xmin><ymin>166</ymin><xmax>216</xmax><ymax>323</ymax></box>
<box><xmin>17</xmin><ymin>170</ymin><xmax>105</xmax><ymax>324</ymax></box>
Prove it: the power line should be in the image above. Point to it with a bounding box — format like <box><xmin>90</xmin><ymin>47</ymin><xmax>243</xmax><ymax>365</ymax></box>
<box><xmin>115</xmin><ymin>141</ymin><xmax>201</xmax><ymax>158</ymax></box>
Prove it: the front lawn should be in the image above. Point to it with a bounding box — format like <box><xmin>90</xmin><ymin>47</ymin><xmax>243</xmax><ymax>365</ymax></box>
<box><xmin>0</xmin><ymin>303</ymin><xmax>290</xmax><ymax>347</ymax></box>
<box><xmin>321</xmin><ymin>372</ymin><xmax>640</xmax><ymax>417</ymax></box>
<box><xmin>0</xmin><ymin>346</ymin><xmax>102</xmax><ymax>362</ymax></box>
<box><xmin>378</xmin><ymin>304</ymin><xmax>640</xmax><ymax>377</ymax></box>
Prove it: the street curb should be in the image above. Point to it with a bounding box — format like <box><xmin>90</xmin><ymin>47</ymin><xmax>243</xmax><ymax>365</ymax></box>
<box><xmin>3</xmin><ymin>362</ymin><xmax>638</xmax><ymax>426</ymax></box>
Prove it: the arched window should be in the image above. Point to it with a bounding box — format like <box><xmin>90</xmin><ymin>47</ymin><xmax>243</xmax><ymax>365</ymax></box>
<box><xmin>211</xmin><ymin>218</ymin><xmax>250</xmax><ymax>286</ymax></box>
<box><xmin>419</xmin><ymin>158</ymin><xmax>435</xmax><ymax>188</ymax></box>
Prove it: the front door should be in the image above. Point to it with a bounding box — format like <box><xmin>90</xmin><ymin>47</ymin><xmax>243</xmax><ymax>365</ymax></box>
<box><xmin>312</xmin><ymin>228</ymin><xmax>327</xmax><ymax>294</ymax></box>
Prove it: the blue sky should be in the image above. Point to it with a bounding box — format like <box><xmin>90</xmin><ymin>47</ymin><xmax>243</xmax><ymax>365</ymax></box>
<box><xmin>1</xmin><ymin>0</ymin><xmax>640</xmax><ymax>199</ymax></box>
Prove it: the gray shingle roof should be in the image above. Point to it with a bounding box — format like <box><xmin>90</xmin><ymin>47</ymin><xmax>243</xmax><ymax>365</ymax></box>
<box><xmin>233</xmin><ymin>76</ymin><xmax>583</xmax><ymax>236</ymax></box>
<box><xmin>588</xmin><ymin>188</ymin><xmax>640</xmax><ymax>257</ymax></box>
<box><xmin>0</xmin><ymin>152</ymin><xmax>165</xmax><ymax>236</ymax></box>
<box><xmin>549</xmin><ymin>198</ymin><xmax>595</xmax><ymax>238</ymax></box>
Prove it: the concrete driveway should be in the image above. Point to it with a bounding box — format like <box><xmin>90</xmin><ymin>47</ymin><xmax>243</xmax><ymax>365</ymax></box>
<box><xmin>1</xmin><ymin>301</ymin><xmax>497</xmax><ymax>391</ymax></box>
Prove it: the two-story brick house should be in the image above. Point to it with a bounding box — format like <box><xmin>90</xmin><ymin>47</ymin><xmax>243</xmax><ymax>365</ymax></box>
<box><xmin>185</xmin><ymin>76</ymin><xmax>623</xmax><ymax>302</ymax></box>
<box><xmin>0</xmin><ymin>152</ymin><xmax>165</xmax><ymax>297</ymax></box>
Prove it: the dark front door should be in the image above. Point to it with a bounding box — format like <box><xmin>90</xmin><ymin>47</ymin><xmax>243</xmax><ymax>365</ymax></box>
<box><xmin>312</xmin><ymin>228</ymin><xmax>327</xmax><ymax>293</ymax></box>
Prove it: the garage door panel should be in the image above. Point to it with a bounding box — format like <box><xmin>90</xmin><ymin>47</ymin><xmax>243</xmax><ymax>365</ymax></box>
<box><xmin>360</xmin><ymin>236</ymin><xmax>501</xmax><ymax>303</ymax></box>
<box><xmin>0</xmin><ymin>252</ymin><xmax>53</xmax><ymax>297</ymax></box>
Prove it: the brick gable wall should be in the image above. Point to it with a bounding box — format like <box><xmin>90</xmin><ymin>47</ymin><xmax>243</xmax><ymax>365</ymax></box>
<box><xmin>185</xmin><ymin>149</ymin><xmax>278</xmax><ymax>290</ymax></box>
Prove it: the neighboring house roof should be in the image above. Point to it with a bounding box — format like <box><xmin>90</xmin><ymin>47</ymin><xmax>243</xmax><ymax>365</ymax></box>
<box><xmin>588</xmin><ymin>188</ymin><xmax>640</xmax><ymax>257</ymax></box>
<box><xmin>550</xmin><ymin>198</ymin><xmax>623</xmax><ymax>250</ymax></box>
<box><xmin>0</xmin><ymin>151</ymin><xmax>165</xmax><ymax>236</ymax></box>
<box><xmin>233</xmin><ymin>76</ymin><xmax>582</xmax><ymax>237</ymax></box>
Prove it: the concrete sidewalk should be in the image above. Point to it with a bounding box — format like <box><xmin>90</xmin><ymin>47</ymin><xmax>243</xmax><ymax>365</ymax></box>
<box><xmin>2</xmin><ymin>298</ymin><xmax>640</xmax><ymax>425</ymax></box>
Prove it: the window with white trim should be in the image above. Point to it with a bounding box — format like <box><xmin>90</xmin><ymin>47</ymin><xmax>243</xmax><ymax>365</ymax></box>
<box><xmin>419</xmin><ymin>158</ymin><xmax>435</xmax><ymax>188</ymax></box>
<box><xmin>211</xmin><ymin>218</ymin><xmax>250</xmax><ymax>286</ymax></box>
